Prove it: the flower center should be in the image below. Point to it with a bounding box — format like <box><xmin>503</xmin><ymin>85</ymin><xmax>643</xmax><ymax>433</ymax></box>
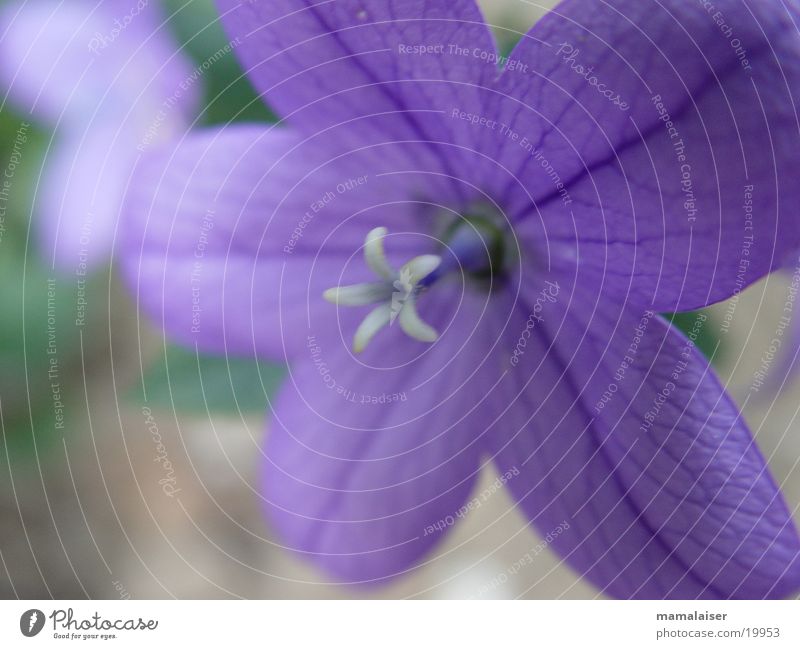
<box><xmin>425</xmin><ymin>207</ymin><xmax>509</xmax><ymax>288</ymax></box>
<box><xmin>323</xmin><ymin>227</ymin><xmax>441</xmax><ymax>353</ymax></box>
<box><xmin>324</xmin><ymin>207</ymin><xmax>510</xmax><ymax>352</ymax></box>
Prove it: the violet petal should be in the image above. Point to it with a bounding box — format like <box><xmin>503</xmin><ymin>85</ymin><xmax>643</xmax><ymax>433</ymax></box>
<box><xmin>494</xmin><ymin>0</ymin><xmax>800</xmax><ymax>310</ymax></box>
<box><xmin>215</xmin><ymin>0</ymin><xmax>497</xmax><ymax>183</ymax></box>
<box><xmin>261</xmin><ymin>288</ymin><xmax>504</xmax><ymax>583</ymax></box>
<box><xmin>489</xmin><ymin>276</ymin><xmax>800</xmax><ymax>598</ymax></box>
<box><xmin>0</xmin><ymin>0</ymin><xmax>194</xmax><ymax>122</ymax></box>
<box><xmin>121</xmin><ymin>125</ymin><xmax>438</xmax><ymax>361</ymax></box>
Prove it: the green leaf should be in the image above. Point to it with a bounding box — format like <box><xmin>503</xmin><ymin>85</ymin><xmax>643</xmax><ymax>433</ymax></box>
<box><xmin>0</xmin><ymin>109</ymin><xmax>85</xmax><ymax>462</ymax></box>
<box><xmin>0</xmin><ymin>252</ymin><xmax>87</xmax><ymax>462</ymax></box>
<box><xmin>663</xmin><ymin>310</ymin><xmax>722</xmax><ymax>364</ymax></box>
<box><xmin>0</xmin><ymin>399</ymin><xmax>62</xmax><ymax>466</ymax></box>
<box><xmin>163</xmin><ymin>0</ymin><xmax>276</xmax><ymax>125</ymax></box>
<box><xmin>133</xmin><ymin>344</ymin><xmax>285</xmax><ymax>414</ymax></box>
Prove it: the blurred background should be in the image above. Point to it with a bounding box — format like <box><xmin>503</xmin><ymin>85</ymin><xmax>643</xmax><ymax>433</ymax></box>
<box><xmin>1</xmin><ymin>0</ymin><xmax>799</xmax><ymax>599</ymax></box>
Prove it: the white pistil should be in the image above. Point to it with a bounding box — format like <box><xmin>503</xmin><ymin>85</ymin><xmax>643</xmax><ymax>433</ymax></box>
<box><xmin>324</xmin><ymin>227</ymin><xmax>442</xmax><ymax>352</ymax></box>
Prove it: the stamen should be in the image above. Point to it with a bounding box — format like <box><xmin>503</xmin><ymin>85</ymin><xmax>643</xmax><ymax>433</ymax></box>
<box><xmin>353</xmin><ymin>304</ymin><xmax>392</xmax><ymax>353</ymax></box>
<box><xmin>323</xmin><ymin>283</ymin><xmax>391</xmax><ymax>306</ymax></box>
<box><xmin>324</xmin><ymin>227</ymin><xmax>441</xmax><ymax>353</ymax></box>
<box><xmin>364</xmin><ymin>227</ymin><xmax>395</xmax><ymax>280</ymax></box>
<box><xmin>397</xmin><ymin>293</ymin><xmax>438</xmax><ymax>343</ymax></box>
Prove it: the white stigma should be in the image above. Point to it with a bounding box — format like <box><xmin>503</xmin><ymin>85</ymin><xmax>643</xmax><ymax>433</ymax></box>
<box><xmin>323</xmin><ymin>227</ymin><xmax>442</xmax><ymax>353</ymax></box>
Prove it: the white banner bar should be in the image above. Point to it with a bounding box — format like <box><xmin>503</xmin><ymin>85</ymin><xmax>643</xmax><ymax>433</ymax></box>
<box><xmin>1</xmin><ymin>600</ymin><xmax>797</xmax><ymax>647</ymax></box>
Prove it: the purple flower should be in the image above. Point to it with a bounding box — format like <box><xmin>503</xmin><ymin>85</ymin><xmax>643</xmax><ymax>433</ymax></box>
<box><xmin>121</xmin><ymin>0</ymin><xmax>800</xmax><ymax>598</ymax></box>
<box><xmin>0</xmin><ymin>0</ymin><xmax>198</xmax><ymax>271</ymax></box>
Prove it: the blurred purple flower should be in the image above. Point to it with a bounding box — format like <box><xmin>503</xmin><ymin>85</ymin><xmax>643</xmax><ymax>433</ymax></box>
<box><xmin>0</xmin><ymin>0</ymin><xmax>198</xmax><ymax>271</ymax></box>
<box><xmin>122</xmin><ymin>0</ymin><xmax>800</xmax><ymax>598</ymax></box>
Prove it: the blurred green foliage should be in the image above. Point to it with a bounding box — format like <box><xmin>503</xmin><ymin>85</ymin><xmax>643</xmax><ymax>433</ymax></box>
<box><xmin>135</xmin><ymin>1</ymin><xmax>284</xmax><ymax>415</ymax></box>
<box><xmin>133</xmin><ymin>343</ymin><xmax>285</xmax><ymax>414</ymax></box>
<box><xmin>0</xmin><ymin>252</ymin><xmax>86</xmax><ymax>461</ymax></box>
<box><xmin>164</xmin><ymin>0</ymin><xmax>276</xmax><ymax>125</ymax></box>
<box><xmin>0</xmin><ymin>1</ymin><xmax>284</xmax><ymax>464</ymax></box>
<box><xmin>0</xmin><ymin>114</ymin><xmax>66</xmax><ymax>463</ymax></box>
<box><xmin>665</xmin><ymin>310</ymin><xmax>721</xmax><ymax>363</ymax></box>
